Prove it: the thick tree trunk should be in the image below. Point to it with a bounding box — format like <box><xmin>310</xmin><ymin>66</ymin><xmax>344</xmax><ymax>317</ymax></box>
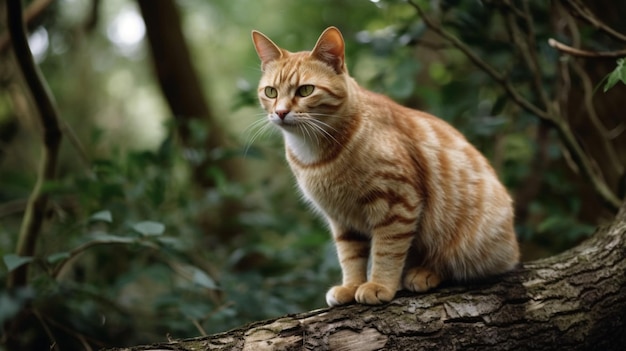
<box><xmin>137</xmin><ymin>0</ymin><xmax>238</xmax><ymax>187</ymax></box>
<box><xmin>108</xmin><ymin>200</ymin><xmax>626</xmax><ymax>351</ymax></box>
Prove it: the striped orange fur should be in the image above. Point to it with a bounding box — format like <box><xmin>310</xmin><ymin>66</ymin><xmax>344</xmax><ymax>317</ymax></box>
<box><xmin>252</xmin><ymin>27</ymin><xmax>519</xmax><ymax>306</ymax></box>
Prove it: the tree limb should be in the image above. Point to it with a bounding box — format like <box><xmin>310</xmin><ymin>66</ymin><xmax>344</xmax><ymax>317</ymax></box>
<box><xmin>548</xmin><ymin>38</ymin><xmax>626</xmax><ymax>58</ymax></box>
<box><xmin>406</xmin><ymin>0</ymin><xmax>550</xmax><ymax>121</ymax></box>
<box><xmin>0</xmin><ymin>0</ymin><xmax>54</xmax><ymax>54</ymax></box>
<box><xmin>137</xmin><ymin>0</ymin><xmax>236</xmax><ymax>188</ymax></box>
<box><xmin>501</xmin><ymin>0</ymin><xmax>551</xmax><ymax>111</ymax></box>
<box><xmin>6</xmin><ymin>0</ymin><xmax>62</xmax><ymax>288</ymax></box>
<box><xmin>407</xmin><ymin>0</ymin><xmax>622</xmax><ymax>211</ymax></box>
<box><xmin>106</xmin><ymin>200</ymin><xmax>626</xmax><ymax>350</ymax></box>
<box><xmin>561</xmin><ymin>0</ymin><xmax>626</xmax><ymax>43</ymax></box>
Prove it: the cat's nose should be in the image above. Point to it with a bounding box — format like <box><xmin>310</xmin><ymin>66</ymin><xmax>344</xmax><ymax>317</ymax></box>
<box><xmin>276</xmin><ymin>109</ymin><xmax>290</xmax><ymax>120</ymax></box>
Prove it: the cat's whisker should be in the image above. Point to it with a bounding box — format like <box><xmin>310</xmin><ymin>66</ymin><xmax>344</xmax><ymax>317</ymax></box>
<box><xmin>305</xmin><ymin>118</ymin><xmax>342</xmax><ymax>147</ymax></box>
<box><xmin>299</xmin><ymin>119</ymin><xmax>322</xmax><ymax>147</ymax></box>
<box><xmin>242</xmin><ymin>117</ymin><xmax>269</xmax><ymax>142</ymax></box>
<box><xmin>243</xmin><ymin>117</ymin><xmax>275</xmax><ymax>157</ymax></box>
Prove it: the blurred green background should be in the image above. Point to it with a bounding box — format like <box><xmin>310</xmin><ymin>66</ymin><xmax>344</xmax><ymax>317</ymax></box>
<box><xmin>1</xmin><ymin>0</ymin><xmax>625</xmax><ymax>349</ymax></box>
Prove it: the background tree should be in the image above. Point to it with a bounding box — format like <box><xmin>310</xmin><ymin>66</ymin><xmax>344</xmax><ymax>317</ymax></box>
<box><xmin>0</xmin><ymin>0</ymin><xmax>624</xmax><ymax>350</ymax></box>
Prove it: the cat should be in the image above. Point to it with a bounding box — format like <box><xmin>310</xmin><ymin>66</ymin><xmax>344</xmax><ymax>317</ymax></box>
<box><xmin>251</xmin><ymin>26</ymin><xmax>520</xmax><ymax>306</ymax></box>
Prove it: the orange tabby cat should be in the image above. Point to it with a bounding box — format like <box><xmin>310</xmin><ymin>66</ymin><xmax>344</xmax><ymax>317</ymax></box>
<box><xmin>251</xmin><ymin>27</ymin><xmax>519</xmax><ymax>306</ymax></box>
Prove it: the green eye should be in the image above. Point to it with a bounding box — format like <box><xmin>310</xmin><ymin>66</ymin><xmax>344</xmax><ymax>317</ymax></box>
<box><xmin>264</xmin><ymin>87</ymin><xmax>277</xmax><ymax>98</ymax></box>
<box><xmin>296</xmin><ymin>85</ymin><xmax>314</xmax><ymax>97</ymax></box>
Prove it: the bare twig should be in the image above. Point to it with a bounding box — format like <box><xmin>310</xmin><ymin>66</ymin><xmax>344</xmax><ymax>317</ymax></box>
<box><xmin>406</xmin><ymin>0</ymin><xmax>550</xmax><ymax>121</ymax></box>
<box><xmin>84</xmin><ymin>0</ymin><xmax>101</xmax><ymax>32</ymax></box>
<box><xmin>0</xmin><ymin>0</ymin><xmax>54</xmax><ymax>54</ymax></box>
<box><xmin>571</xmin><ymin>60</ymin><xmax>623</xmax><ymax>174</ymax></box>
<box><xmin>407</xmin><ymin>0</ymin><xmax>622</xmax><ymax>210</ymax></box>
<box><xmin>501</xmin><ymin>0</ymin><xmax>551</xmax><ymax>110</ymax></box>
<box><xmin>562</xmin><ymin>0</ymin><xmax>626</xmax><ymax>43</ymax></box>
<box><xmin>6</xmin><ymin>0</ymin><xmax>63</xmax><ymax>288</ymax></box>
<box><xmin>548</xmin><ymin>38</ymin><xmax>626</xmax><ymax>58</ymax></box>
<box><xmin>32</xmin><ymin>309</ymin><xmax>61</xmax><ymax>351</ymax></box>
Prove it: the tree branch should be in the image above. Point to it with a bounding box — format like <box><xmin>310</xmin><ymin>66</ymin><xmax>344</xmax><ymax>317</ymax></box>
<box><xmin>561</xmin><ymin>0</ymin><xmax>626</xmax><ymax>43</ymax></box>
<box><xmin>106</xmin><ymin>200</ymin><xmax>626</xmax><ymax>351</ymax></box>
<box><xmin>406</xmin><ymin>0</ymin><xmax>550</xmax><ymax>121</ymax></box>
<box><xmin>6</xmin><ymin>0</ymin><xmax>62</xmax><ymax>288</ymax></box>
<box><xmin>0</xmin><ymin>0</ymin><xmax>54</xmax><ymax>54</ymax></box>
<box><xmin>569</xmin><ymin>59</ymin><xmax>624</xmax><ymax>173</ymax></box>
<box><xmin>407</xmin><ymin>0</ymin><xmax>622</xmax><ymax>211</ymax></box>
<box><xmin>548</xmin><ymin>38</ymin><xmax>626</xmax><ymax>58</ymax></box>
<box><xmin>137</xmin><ymin>0</ymin><xmax>238</xmax><ymax>188</ymax></box>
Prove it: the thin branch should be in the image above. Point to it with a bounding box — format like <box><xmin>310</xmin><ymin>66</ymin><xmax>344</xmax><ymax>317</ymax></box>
<box><xmin>570</xmin><ymin>59</ymin><xmax>625</xmax><ymax>160</ymax></box>
<box><xmin>548</xmin><ymin>38</ymin><xmax>626</xmax><ymax>58</ymax></box>
<box><xmin>0</xmin><ymin>0</ymin><xmax>54</xmax><ymax>54</ymax></box>
<box><xmin>562</xmin><ymin>0</ymin><xmax>626</xmax><ymax>43</ymax></box>
<box><xmin>6</xmin><ymin>0</ymin><xmax>63</xmax><ymax>288</ymax></box>
<box><xmin>84</xmin><ymin>0</ymin><xmax>101</xmax><ymax>32</ymax></box>
<box><xmin>501</xmin><ymin>0</ymin><xmax>551</xmax><ymax>111</ymax></box>
<box><xmin>37</xmin><ymin>311</ymin><xmax>98</xmax><ymax>351</ymax></box>
<box><xmin>407</xmin><ymin>0</ymin><xmax>622</xmax><ymax>210</ymax></box>
<box><xmin>32</xmin><ymin>309</ymin><xmax>61</xmax><ymax>351</ymax></box>
<box><xmin>406</xmin><ymin>0</ymin><xmax>550</xmax><ymax>121</ymax></box>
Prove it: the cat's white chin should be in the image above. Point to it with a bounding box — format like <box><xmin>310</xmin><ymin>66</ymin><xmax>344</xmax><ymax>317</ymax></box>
<box><xmin>283</xmin><ymin>131</ymin><xmax>321</xmax><ymax>164</ymax></box>
<box><xmin>269</xmin><ymin>117</ymin><xmax>292</xmax><ymax>127</ymax></box>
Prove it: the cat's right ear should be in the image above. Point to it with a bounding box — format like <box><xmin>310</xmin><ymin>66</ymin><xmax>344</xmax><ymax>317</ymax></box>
<box><xmin>252</xmin><ymin>30</ymin><xmax>283</xmax><ymax>71</ymax></box>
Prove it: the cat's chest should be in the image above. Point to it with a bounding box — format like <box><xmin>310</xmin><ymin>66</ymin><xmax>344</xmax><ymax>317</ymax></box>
<box><xmin>289</xmin><ymin>160</ymin><xmax>371</xmax><ymax>232</ymax></box>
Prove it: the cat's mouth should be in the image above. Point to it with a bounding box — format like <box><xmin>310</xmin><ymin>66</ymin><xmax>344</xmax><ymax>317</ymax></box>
<box><xmin>269</xmin><ymin>113</ymin><xmax>298</xmax><ymax>128</ymax></box>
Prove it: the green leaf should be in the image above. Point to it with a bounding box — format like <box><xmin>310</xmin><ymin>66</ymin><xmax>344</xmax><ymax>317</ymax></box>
<box><xmin>490</xmin><ymin>95</ymin><xmax>508</xmax><ymax>116</ymax></box>
<box><xmin>3</xmin><ymin>254</ymin><xmax>34</xmax><ymax>272</ymax></box>
<box><xmin>90</xmin><ymin>210</ymin><xmax>113</xmax><ymax>223</ymax></box>
<box><xmin>41</xmin><ymin>180</ymin><xmax>69</xmax><ymax>195</ymax></box>
<box><xmin>603</xmin><ymin>58</ymin><xmax>626</xmax><ymax>92</ymax></box>
<box><xmin>132</xmin><ymin>221</ymin><xmax>165</xmax><ymax>236</ymax></box>
<box><xmin>91</xmin><ymin>232</ymin><xmax>136</xmax><ymax>244</ymax></box>
<box><xmin>47</xmin><ymin>252</ymin><xmax>71</xmax><ymax>264</ymax></box>
<box><xmin>191</xmin><ymin>267</ymin><xmax>218</xmax><ymax>290</ymax></box>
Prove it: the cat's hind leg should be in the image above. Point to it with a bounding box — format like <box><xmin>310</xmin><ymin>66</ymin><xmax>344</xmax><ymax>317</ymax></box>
<box><xmin>403</xmin><ymin>266</ymin><xmax>441</xmax><ymax>292</ymax></box>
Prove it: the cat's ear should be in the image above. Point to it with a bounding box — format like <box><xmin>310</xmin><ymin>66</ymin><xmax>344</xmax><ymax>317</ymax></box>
<box><xmin>311</xmin><ymin>26</ymin><xmax>346</xmax><ymax>74</ymax></box>
<box><xmin>252</xmin><ymin>30</ymin><xmax>284</xmax><ymax>71</ymax></box>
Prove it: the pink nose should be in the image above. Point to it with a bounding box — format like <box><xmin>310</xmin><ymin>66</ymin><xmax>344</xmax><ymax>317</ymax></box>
<box><xmin>276</xmin><ymin>110</ymin><xmax>290</xmax><ymax>120</ymax></box>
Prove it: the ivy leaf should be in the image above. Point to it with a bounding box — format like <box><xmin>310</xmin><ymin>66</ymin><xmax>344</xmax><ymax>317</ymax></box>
<box><xmin>603</xmin><ymin>58</ymin><xmax>626</xmax><ymax>92</ymax></box>
<box><xmin>3</xmin><ymin>254</ymin><xmax>34</xmax><ymax>272</ymax></box>
<box><xmin>91</xmin><ymin>232</ymin><xmax>136</xmax><ymax>244</ymax></box>
<box><xmin>132</xmin><ymin>221</ymin><xmax>165</xmax><ymax>236</ymax></box>
<box><xmin>90</xmin><ymin>210</ymin><xmax>113</xmax><ymax>223</ymax></box>
<box><xmin>191</xmin><ymin>267</ymin><xmax>218</xmax><ymax>290</ymax></box>
<box><xmin>47</xmin><ymin>252</ymin><xmax>71</xmax><ymax>264</ymax></box>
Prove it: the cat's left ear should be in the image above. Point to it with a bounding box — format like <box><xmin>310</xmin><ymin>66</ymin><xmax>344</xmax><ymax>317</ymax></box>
<box><xmin>252</xmin><ymin>30</ymin><xmax>283</xmax><ymax>71</ymax></box>
<box><xmin>311</xmin><ymin>27</ymin><xmax>346</xmax><ymax>74</ymax></box>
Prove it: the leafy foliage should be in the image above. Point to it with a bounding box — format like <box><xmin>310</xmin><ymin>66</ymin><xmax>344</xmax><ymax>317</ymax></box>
<box><xmin>604</xmin><ymin>58</ymin><xmax>626</xmax><ymax>92</ymax></box>
<box><xmin>1</xmin><ymin>128</ymin><xmax>339</xmax><ymax>347</ymax></box>
<box><xmin>1</xmin><ymin>0</ymin><xmax>617</xmax><ymax>349</ymax></box>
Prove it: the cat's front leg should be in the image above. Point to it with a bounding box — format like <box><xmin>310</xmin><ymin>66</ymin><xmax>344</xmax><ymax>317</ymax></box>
<box><xmin>326</xmin><ymin>224</ymin><xmax>370</xmax><ymax>307</ymax></box>
<box><xmin>355</xmin><ymin>222</ymin><xmax>415</xmax><ymax>305</ymax></box>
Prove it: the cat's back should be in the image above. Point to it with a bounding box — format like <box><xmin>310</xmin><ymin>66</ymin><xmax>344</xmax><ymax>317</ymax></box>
<box><xmin>359</xmin><ymin>86</ymin><xmax>512</xmax><ymax>218</ymax></box>
<box><xmin>359</xmin><ymin>88</ymin><xmax>472</xmax><ymax>151</ymax></box>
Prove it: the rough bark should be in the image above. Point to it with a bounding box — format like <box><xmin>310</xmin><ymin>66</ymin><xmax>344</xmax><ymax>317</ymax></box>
<box><xmin>107</xmin><ymin>200</ymin><xmax>626</xmax><ymax>351</ymax></box>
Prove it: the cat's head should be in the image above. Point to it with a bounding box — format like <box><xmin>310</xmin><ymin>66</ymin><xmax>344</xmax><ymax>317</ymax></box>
<box><xmin>251</xmin><ymin>27</ymin><xmax>351</xmax><ymax>133</ymax></box>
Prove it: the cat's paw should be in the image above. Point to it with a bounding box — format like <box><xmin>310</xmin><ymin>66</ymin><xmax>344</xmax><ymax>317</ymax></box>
<box><xmin>326</xmin><ymin>285</ymin><xmax>358</xmax><ymax>307</ymax></box>
<box><xmin>403</xmin><ymin>267</ymin><xmax>441</xmax><ymax>292</ymax></box>
<box><xmin>355</xmin><ymin>282</ymin><xmax>395</xmax><ymax>305</ymax></box>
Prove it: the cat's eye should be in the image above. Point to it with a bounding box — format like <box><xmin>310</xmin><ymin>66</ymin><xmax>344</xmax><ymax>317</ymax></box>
<box><xmin>296</xmin><ymin>85</ymin><xmax>315</xmax><ymax>97</ymax></box>
<box><xmin>264</xmin><ymin>87</ymin><xmax>277</xmax><ymax>98</ymax></box>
